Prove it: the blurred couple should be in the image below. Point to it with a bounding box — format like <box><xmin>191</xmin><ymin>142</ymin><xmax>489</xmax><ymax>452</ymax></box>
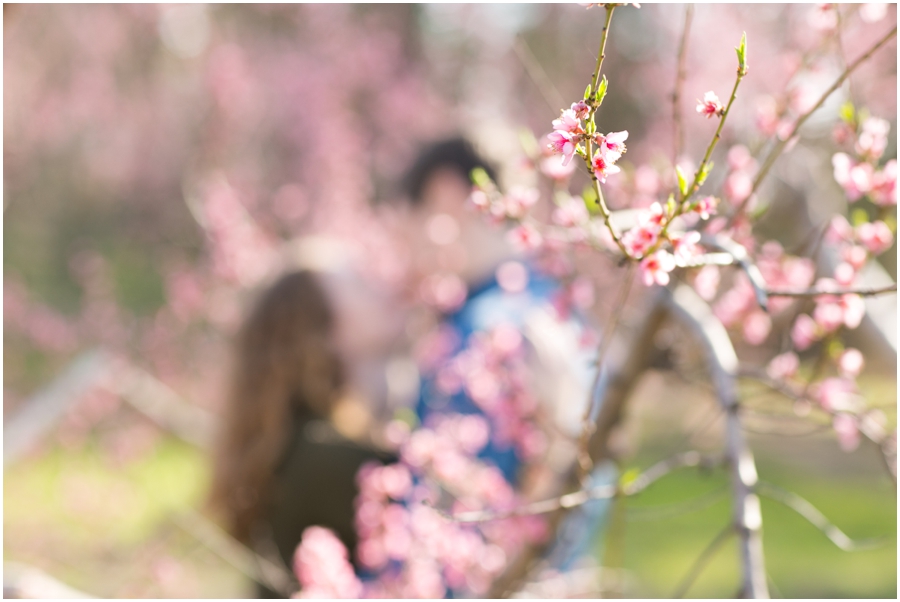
<box><xmin>208</xmin><ymin>138</ymin><xmax>600</xmax><ymax>597</ymax></box>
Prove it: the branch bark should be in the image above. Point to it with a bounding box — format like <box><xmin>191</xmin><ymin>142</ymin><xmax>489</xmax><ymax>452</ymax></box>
<box><xmin>667</xmin><ymin>284</ymin><xmax>769</xmax><ymax>598</ymax></box>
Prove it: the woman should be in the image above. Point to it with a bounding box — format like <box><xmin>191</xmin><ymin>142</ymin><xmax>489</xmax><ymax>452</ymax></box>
<box><xmin>208</xmin><ymin>270</ymin><xmax>394</xmax><ymax>597</ymax></box>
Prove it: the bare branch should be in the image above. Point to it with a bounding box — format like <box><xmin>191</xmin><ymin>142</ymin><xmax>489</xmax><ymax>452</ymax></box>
<box><xmin>513</xmin><ymin>36</ymin><xmax>566</xmax><ymax>113</ymax></box>
<box><xmin>729</xmin><ymin>25</ymin><xmax>898</xmax><ymax>226</ymax></box>
<box><xmin>667</xmin><ymin>284</ymin><xmax>769</xmax><ymax>598</ymax></box>
<box><xmin>171</xmin><ymin>510</ymin><xmax>297</xmax><ymax>597</ymax></box>
<box><xmin>766</xmin><ymin>283</ymin><xmax>897</xmax><ymax>299</ymax></box>
<box><xmin>756</xmin><ymin>481</ymin><xmax>890</xmax><ymax>552</ymax></box>
<box><xmin>701</xmin><ymin>234</ymin><xmax>770</xmax><ymax>310</ymax></box>
<box><xmin>441</xmin><ymin>451</ymin><xmax>711</xmax><ymax>524</ymax></box>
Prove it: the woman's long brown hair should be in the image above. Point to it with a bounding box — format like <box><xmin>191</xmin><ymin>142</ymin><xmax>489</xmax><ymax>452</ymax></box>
<box><xmin>208</xmin><ymin>270</ymin><xmax>344</xmax><ymax>543</ymax></box>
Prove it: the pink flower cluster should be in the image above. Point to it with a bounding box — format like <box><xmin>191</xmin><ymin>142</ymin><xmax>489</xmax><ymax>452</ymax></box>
<box><xmin>722</xmin><ymin>145</ymin><xmax>757</xmax><ymax>209</ymax></box>
<box><xmin>346</xmin><ymin>411</ymin><xmax>547</xmax><ymax>598</ymax></box>
<box><xmin>619</xmin><ymin>201</ymin><xmax>708</xmax><ymax>286</ymax></box>
<box><xmin>713</xmin><ymin>242</ymin><xmax>816</xmax><ymax>346</ymax></box>
<box><xmin>293</xmin><ymin>527</ymin><xmax>363</xmax><ymax>599</ymax></box>
<box><xmin>832</xmin><ymin>115</ymin><xmax>896</xmax><ymax>206</ymax></box>
<box><xmin>435</xmin><ymin>324</ymin><xmax>547</xmax><ymax>460</ymax></box>
<box><xmin>764</xmin><ymin>348</ymin><xmax>872</xmax><ymax>453</ymax></box>
<box><xmin>545</xmin><ymin>100</ymin><xmax>628</xmax><ymax>184</ymax></box>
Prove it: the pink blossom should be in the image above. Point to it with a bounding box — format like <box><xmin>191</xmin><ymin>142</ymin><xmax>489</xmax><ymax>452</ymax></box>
<box><xmin>570</xmin><ymin>100</ymin><xmax>590</xmax><ymax>119</ymax></box>
<box><xmin>468</xmin><ymin>189</ymin><xmax>490</xmax><ymax>211</ymax></box>
<box><xmin>639</xmin><ymin>250</ymin><xmax>676</xmax><ymax>286</ymax></box>
<box><xmin>551</xmin><ymin>108</ymin><xmax>583</xmax><ymax>135</ymax></box>
<box><xmin>838</xmin><ymin>348</ymin><xmax>865</xmax><ymax>378</ymax></box>
<box><xmin>591</xmin><ymin>152</ymin><xmax>621</xmax><ymax>183</ymax></box>
<box><xmin>809</xmin><ymin>4</ymin><xmax>838</xmax><ymax>30</ymax></box>
<box><xmin>767</xmin><ymin>351</ymin><xmax>799</xmax><ymax>380</ymax></box>
<box><xmin>539</xmin><ymin>154</ymin><xmax>576</xmax><ymax>181</ymax></box>
<box><xmin>856</xmin><ymin>117</ymin><xmax>890</xmax><ymax>160</ymax></box>
<box><xmin>825</xmin><ymin>214</ymin><xmax>853</xmax><ymax>244</ymax></box>
<box><xmin>859</xmin><ymin>2</ymin><xmax>888</xmax><ymax>22</ymax></box>
<box><xmin>693</xmin><ymin>265</ymin><xmax>720</xmax><ymax>301</ymax></box>
<box><xmin>743</xmin><ymin>310</ymin><xmax>772</xmax><ymax>345</ymax></box>
<box><xmin>813</xmin><ymin>301</ymin><xmax>844</xmax><ymax>333</ymax></box>
<box><xmin>839</xmin><ymin>294</ymin><xmax>865</xmax><ymax>329</ymax></box>
<box><xmin>727</xmin><ymin>145</ymin><xmax>754</xmax><ymax>171</ymax></box>
<box><xmin>293</xmin><ymin>527</ymin><xmax>363</xmax><ymax>599</ymax></box>
<box><xmin>671</xmin><ymin>230</ymin><xmax>702</xmax><ymax>263</ymax></box>
<box><xmin>595</xmin><ymin>130</ymin><xmax>628</xmax><ymax>162</ymax></box>
<box><xmin>791</xmin><ymin>314</ymin><xmax>819</xmax><ymax>350</ymax></box>
<box><xmin>856</xmin><ymin>220</ymin><xmax>893</xmax><ymax>255</ymax></box>
<box><xmin>832</xmin><ymin>121</ymin><xmax>855</xmax><ymax>146</ymax></box>
<box><xmin>569</xmin><ymin>277</ymin><xmax>595</xmax><ymax>309</ymax></box>
<box><xmin>832</xmin><ymin>153</ymin><xmax>873</xmax><ymax>201</ymax></box>
<box><xmin>551</xmin><ymin>196</ymin><xmax>589</xmax><ymax>227</ymax></box>
<box><xmin>547</xmin><ymin>130</ymin><xmax>579</xmax><ymax>167</ymax></box>
<box><xmin>696</xmin><ymin>91</ymin><xmax>723</xmax><ymax>119</ymax></box>
<box><xmin>506</xmin><ymin>223</ymin><xmax>543</xmax><ymax>251</ymax></box>
<box><xmin>622</xmin><ymin>223</ymin><xmax>659</xmax><ymax>257</ymax></box>
<box><xmin>724</xmin><ymin>171</ymin><xmax>752</xmax><ymax>204</ymax></box>
<box><xmin>692</xmin><ymin>195</ymin><xmax>718</xmax><ymax>219</ymax></box>
<box><xmin>503</xmin><ymin>186</ymin><xmax>540</xmax><ymax>219</ymax></box>
<box><xmin>815</xmin><ymin>377</ymin><xmax>856</xmax><ymax>412</ymax></box>
<box><xmin>841</xmin><ymin>245</ymin><xmax>868</xmax><ymax>270</ymax></box>
<box><xmin>870</xmin><ymin>160</ymin><xmax>897</xmax><ymax>206</ymax></box>
<box><xmin>833</xmin><ymin>262</ymin><xmax>856</xmax><ymax>287</ymax></box>
<box><xmin>755</xmin><ymin>95</ymin><xmax>779</xmax><ymax>137</ymax></box>
<box><xmin>833</xmin><ymin>413</ymin><xmax>860</xmax><ymax>452</ymax></box>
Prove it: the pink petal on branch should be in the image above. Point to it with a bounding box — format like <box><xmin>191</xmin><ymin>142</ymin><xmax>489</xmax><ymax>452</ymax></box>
<box><xmin>791</xmin><ymin>314</ymin><xmax>819</xmax><ymax>350</ymax></box>
<box><xmin>856</xmin><ymin>220</ymin><xmax>894</xmax><ymax>255</ymax></box>
<box><xmin>696</xmin><ymin>91</ymin><xmax>723</xmax><ymax>119</ymax></box>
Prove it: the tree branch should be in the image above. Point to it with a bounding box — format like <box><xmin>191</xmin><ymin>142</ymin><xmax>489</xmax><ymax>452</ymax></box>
<box><xmin>441</xmin><ymin>451</ymin><xmax>712</xmax><ymax>524</ymax></box>
<box><xmin>756</xmin><ymin>481</ymin><xmax>890</xmax><ymax>551</ymax></box>
<box><xmin>729</xmin><ymin>25</ymin><xmax>898</xmax><ymax>226</ymax></box>
<box><xmin>667</xmin><ymin>284</ymin><xmax>769</xmax><ymax>598</ymax></box>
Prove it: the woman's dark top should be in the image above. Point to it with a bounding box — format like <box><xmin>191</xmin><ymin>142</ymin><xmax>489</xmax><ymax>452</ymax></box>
<box><xmin>256</xmin><ymin>410</ymin><xmax>394</xmax><ymax>598</ymax></box>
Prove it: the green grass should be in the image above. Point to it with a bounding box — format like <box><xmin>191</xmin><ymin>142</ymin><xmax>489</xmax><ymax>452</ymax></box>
<box><xmin>4</xmin><ymin>435</ymin><xmax>252</xmax><ymax>598</ymax></box>
<box><xmin>604</xmin><ymin>450</ymin><xmax>897</xmax><ymax>598</ymax></box>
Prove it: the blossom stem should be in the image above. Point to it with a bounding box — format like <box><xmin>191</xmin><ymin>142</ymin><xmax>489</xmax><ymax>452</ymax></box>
<box><xmin>644</xmin><ymin>53</ymin><xmax>746</xmax><ymax>260</ymax></box>
<box><xmin>582</xmin><ymin>4</ymin><xmax>631</xmax><ymax>257</ymax></box>
<box><xmin>729</xmin><ymin>24</ymin><xmax>897</xmax><ymax>227</ymax></box>
<box><xmin>590</xmin><ymin>5</ymin><xmax>617</xmax><ymax>99</ymax></box>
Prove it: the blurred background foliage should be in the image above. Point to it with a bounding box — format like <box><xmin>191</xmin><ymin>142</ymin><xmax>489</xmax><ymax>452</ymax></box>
<box><xmin>4</xmin><ymin>3</ymin><xmax>896</xmax><ymax>598</ymax></box>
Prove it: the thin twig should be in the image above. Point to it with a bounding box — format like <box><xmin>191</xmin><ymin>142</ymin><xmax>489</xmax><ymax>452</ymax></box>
<box><xmin>701</xmin><ymin>234</ymin><xmax>770</xmax><ymax>310</ymax></box>
<box><xmin>672</xmin><ymin>4</ymin><xmax>694</xmax><ymax>165</ymax></box>
<box><xmin>766</xmin><ymin>283</ymin><xmax>897</xmax><ymax>298</ymax></box>
<box><xmin>729</xmin><ymin>25</ymin><xmax>898</xmax><ymax>226</ymax></box>
<box><xmin>756</xmin><ymin>481</ymin><xmax>890</xmax><ymax>551</ymax></box>
<box><xmin>170</xmin><ymin>510</ymin><xmax>296</xmax><ymax>597</ymax></box>
<box><xmin>513</xmin><ymin>36</ymin><xmax>567</xmax><ymax>113</ymax></box>
<box><xmin>671</xmin><ymin>523</ymin><xmax>734</xmax><ymax>598</ymax></box>
<box><xmin>441</xmin><ymin>451</ymin><xmax>710</xmax><ymax>524</ymax></box>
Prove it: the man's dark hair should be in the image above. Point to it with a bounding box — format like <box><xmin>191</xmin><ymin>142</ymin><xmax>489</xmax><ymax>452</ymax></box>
<box><xmin>402</xmin><ymin>137</ymin><xmax>498</xmax><ymax>205</ymax></box>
